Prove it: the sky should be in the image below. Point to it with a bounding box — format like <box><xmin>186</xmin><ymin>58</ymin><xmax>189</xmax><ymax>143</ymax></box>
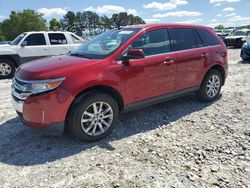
<box><xmin>0</xmin><ymin>0</ymin><xmax>250</xmax><ymax>27</ymax></box>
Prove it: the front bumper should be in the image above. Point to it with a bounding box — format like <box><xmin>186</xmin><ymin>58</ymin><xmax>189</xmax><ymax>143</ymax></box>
<box><xmin>11</xmin><ymin>87</ymin><xmax>74</xmax><ymax>133</ymax></box>
<box><xmin>241</xmin><ymin>48</ymin><xmax>250</xmax><ymax>61</ymax></box>
<box><xmin>11</xmin><ymin>95</ymin><xmax>23</xmax><ymax>113</ymax></box>
<box><xmin>225</xmin><ymin>38</ymin><xmax>244</xmax><ymax>47</ymax></box>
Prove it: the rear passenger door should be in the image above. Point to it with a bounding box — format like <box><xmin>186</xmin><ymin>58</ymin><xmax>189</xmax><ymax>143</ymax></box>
<box><xmin>48</xmin><ymin>33</ymin><xmax>70</xmax><ymax>55</ymax></box>
<box><xmin>196</xmin><ymin>28</ymin><xmax>226</xmax><ymax>73</ymax></box>
<box><xmin>169</xmin><ymin>28</ymin><xmax>208</xmax><ymax>91</ymax></box>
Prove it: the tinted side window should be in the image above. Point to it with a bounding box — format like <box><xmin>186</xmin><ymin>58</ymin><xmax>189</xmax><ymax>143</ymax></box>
<box><xmin>25</xmin><ymin>34</ymin><xmax>46</xmax><ymax>46</ymax></box>
<box><xmin>49</xmin><ymin>33</ymin><xmax>68</xmax><ymax>45</ymax></box>
<box><xmin>131</xmin><ymin>29</ymin><xmax>170</xmax><ymax>56</ymax></box>
<box><xmin>169</xmin><ymin>28</ymin><xmax>202</xmax><ymax>51</ymax></box>
<box><xmin>197</xmin><ymin>29</ymin><xmax>219</xmax><ymax>46</ymax></box>
<box><xmin>193</xmin><ymin>30</ymin><xmax>204</xmax><ymax>48</ymax></box>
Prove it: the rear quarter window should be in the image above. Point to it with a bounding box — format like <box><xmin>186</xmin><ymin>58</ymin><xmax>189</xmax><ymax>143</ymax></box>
<box><xmin>48</xmin><ymin>33</ymin><xmax>68</xmax><ymax>45</ymax></box>
<box><xmin>196</xmin><ymin>29</ymin><xmax>219</xmax><ymax>46</ymax></box>
<box><xmin>70</xmin><ymin>34</ymin><xmax>83</xmax><ymax>44</ymax></box>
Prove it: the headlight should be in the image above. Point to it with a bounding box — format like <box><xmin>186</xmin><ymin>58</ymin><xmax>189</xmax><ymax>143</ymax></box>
<box><xmin>30</xmin><ymin>78</ymin><xmax>65</xmax><ymax>94</ymax></box>
<box><xmin>241</xmin><ymin>38</ymin><xmax>246</xmax><ymax>42</ymax></box>
<box><xmin>242</xmin><ymin>42</ymin><xmax>247</xmax><ymax>48</ymax></box>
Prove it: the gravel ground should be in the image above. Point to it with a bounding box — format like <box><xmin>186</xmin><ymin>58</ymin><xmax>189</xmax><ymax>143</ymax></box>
<box><xmin>0</xmin><ymin>49</ymin><xmax>249</xmax><ymax>188</ymax></box>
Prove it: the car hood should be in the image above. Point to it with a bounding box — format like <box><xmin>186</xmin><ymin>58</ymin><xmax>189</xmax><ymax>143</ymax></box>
<box><xmin>0</xmin><ymin>44</ymin><xmax>17</xmax><ymax>49</ymax></box>
<box><xmin>0</xmin><ymin>44</ymin><xmax>10</xmax><ymax>46</ymax></box>
<box><xmin>17</xmin><ymin>55</ymin><xmax>98</xmax><ymax>80</ymax></box>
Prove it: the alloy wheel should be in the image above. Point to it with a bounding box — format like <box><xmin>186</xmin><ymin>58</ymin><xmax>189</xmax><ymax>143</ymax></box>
<box><xmin>81</xmin><ymin>101</ymin><xmax>114</xmax><ymax>136</ymax></box>
<box><xmin>206</xmin><ymin>75</ymin><xmax>221</xmax><ymax>98</ymax></box>
<box><xmin>0</xmin><ymin>63</ymin><xmax>11</xmax><ymax>76</ymax></box>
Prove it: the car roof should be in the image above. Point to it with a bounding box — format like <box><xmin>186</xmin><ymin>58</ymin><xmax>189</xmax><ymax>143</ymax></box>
<box><xmin>24</xmin><ymin>31</ymin><xmax>73</xmax><ymax>34</ymax></box>
<box><xmin>124</xmin><ymin>23</ymin><xmax>211</xmax><ymax>30</ymax></box>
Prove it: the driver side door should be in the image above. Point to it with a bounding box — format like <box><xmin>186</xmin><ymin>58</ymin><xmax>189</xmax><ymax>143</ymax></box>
<box><xmin>122</xmin><ymin>28</ymin><xmax>176</xmax><ymax>105</ymax></box>
<box><xmin>18</xmin><ymin>33</ymin><xmax>50</xmax><ymax>63</ymax></box>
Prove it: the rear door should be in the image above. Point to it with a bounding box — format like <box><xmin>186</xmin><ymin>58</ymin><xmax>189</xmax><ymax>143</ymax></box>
<box><xmin>18</xmin><ymin>33</ymin><xmax>49</xmax><ymax>63</ymax></box>
<box><xmin>48</xmin><ymin>33</ymin><xmax>70</xmax><ymax>55</ymax></box>
<box><xmin>169</xmin><ymin>28</ymin><xmax>208</xmax><ymax>91</ymax></box>
<box><xmin>196</xmin><ymin>28</ymin><xmax>227</xmax><ymax>74</ymax></box>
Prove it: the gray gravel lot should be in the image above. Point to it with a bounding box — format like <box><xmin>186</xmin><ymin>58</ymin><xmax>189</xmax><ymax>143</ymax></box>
<box><xmin>0</xmin><ymin>49</ymin><xmax>249</xmax><ymax>188</ymax></box>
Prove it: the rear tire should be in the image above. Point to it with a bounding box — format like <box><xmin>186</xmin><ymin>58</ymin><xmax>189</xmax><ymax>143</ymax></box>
<box><xmin>68</xmin><ymin>92</ymin><xmax>119</xmax><ymax>142</ymax></box>
<box><xmin>196</xmin><ymin>69</ymin><xmax>222</xmax><ymax>102</ymax></box>
<box><xmin>0</xmin><ymin>58</ymin><xmax>16</xmax><ymax>79</ymax></box>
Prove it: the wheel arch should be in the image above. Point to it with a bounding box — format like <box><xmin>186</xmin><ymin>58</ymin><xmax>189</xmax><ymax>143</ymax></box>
<box><xmin>204</xmin><ymin>64</ymin><xmax>226</xmax><ymax>86</ymax></box>
<box><xmin>78</xmin><ymin>85</ymin><xmax>124</xmax><ymax>111</ymax></box>
<box><xmin>0</xmin><ymin>54</ymin><xmax>20</xmax><ymax>68</ymax></box>
<box><xmin>64</xmin><ymin>85</ymin><xmax>124</xmax><ymax>132</ymax></box>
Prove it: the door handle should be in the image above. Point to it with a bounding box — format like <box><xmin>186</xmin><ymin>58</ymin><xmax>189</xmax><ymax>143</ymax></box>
<box><xmin>201</xmin><ymin>53</ymin><xmax>209</xmax><ymax>58</ymax></box>
<box><xmin>43</xmin><ymin>47</ymin><xmax>49</xmax><ymax>50</ymax></box>
<box><xmin>162</xmin><ymin>57</ymin><xmax>175</xmax><ymax>65</ymax></box>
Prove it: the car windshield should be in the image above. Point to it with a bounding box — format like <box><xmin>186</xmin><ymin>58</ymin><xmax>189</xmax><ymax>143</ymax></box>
<box><xmin>233</xmin><ymin>31</ymin><xmax>247</xmax><ymax>36</ymax></box>
<box><xmin>70</xmin><ymin>28</ymin><xmax>141</xmax><ymax>59</ymax></box>
<box><xmin>9</xmin><ymin>33</ymin><xmax>27</xmax><ymax>45</ymax></box>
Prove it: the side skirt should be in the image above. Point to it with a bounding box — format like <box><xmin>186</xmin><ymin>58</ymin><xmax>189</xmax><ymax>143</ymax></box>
<box><xmin>123</xmin><ymin>86</ymin><xmax>200</xmax><ymax>113</ymax></box>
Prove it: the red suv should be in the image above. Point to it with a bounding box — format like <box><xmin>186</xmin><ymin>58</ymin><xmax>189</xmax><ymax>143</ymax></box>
<box><xmin>11</xmin><ymin>24</ymin><xmax>228</xmax><ymax>141</ymax></box>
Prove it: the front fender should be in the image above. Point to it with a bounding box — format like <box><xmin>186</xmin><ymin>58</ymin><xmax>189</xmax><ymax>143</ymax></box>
<box><xmin>0</xmin><ymin>47</ymin><xmax>17</xmax><ymax>56</ymax></box>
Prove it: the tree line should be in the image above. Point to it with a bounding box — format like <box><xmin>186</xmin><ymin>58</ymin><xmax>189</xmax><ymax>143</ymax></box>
<box><xmin>0</xmin><ymin>9</ymin><xmax>145</xmax><ymax>41</ymax></box>
<box><xmin>214</xmin><ymin>24</ymin><xmax>250</xmax><ymax>30</ymax></box>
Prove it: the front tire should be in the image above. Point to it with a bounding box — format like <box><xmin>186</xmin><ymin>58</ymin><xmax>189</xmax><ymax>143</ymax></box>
<box><xmin>0</xmin><ymin>58</ymin><xmax>16</xmax><ymax>79</ymax></box>
<box><xmin>68</xmin><ymin>92</ymin><xmax>119</xmax><ymax>142</ymax></box>
<box><xmin>197</xmin><ymin>69</ymin><xmax>222</xmax><ymax>102</ymax></box>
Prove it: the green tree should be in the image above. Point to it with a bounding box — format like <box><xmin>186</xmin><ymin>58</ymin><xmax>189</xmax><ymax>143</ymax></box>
<box><xmin>214</xmin><ymin>25</ymin><xmax>225</xmax><ymax>30</ymax></box>
<box><xmin>111</xmin><ymin>12</ymin><xmax>145</xmax><ymax>28</ymax></box>
<box><xmin>100</xmin><ymin>15</ymin><xmax>112</xmax><ymax>29</ymax></box>
<box><xmin>0</xmin><ymin>22</ymin><xmax>5</xmax><ymax>41</ymax></box>
<box><xmin>60</xmin><ymin>11</ymin><xmax>77</xmax><ymax>32</ymax></box>
<box><xmin>1</xmin><ymin>9</ymin><xmax>47</xmax><ymax>40</ymax></box>
<box><xmin>49</xmin><ymin>18</ymin><xmax>62</xmax><ymax>31</ymax></box>
<box><xmin>81</xmin><ymin>11</ymin><xmax>100</xmax><ymax>35</ymax></box>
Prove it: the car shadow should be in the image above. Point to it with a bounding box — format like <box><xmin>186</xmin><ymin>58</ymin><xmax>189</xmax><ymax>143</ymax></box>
<box><xmin>0</xmin><ymin>94</ymin><xmax>219</xmax><ymax>166</ymax></box>
<box><xmin>238</xmin><ymin>60</ymin><xmax>250</xmax><ymax>64</ymax></box>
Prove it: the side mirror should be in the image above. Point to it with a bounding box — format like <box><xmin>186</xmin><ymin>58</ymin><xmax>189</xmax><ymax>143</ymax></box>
<box><xmin>21</xmin><ymin>41</ymin><xmax>27</xmax><ymax>47</ymax></box>
<box><xmin>122</xmin><ymin>49</ymin><xmax>145</xmax><ymax>62</ymax></box>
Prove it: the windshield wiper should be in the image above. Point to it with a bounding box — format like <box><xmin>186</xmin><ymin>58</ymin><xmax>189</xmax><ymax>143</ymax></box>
<box><xmin>70</xmin><ymin>52</ymin><xmax>93</xmax><ymax>59</ymax></box>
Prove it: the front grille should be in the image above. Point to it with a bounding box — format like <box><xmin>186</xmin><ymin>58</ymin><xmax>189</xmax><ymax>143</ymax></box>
<box><xmin>11</xmin><ymin>76</ymin><xmax>32</xmax><ymax>100</ymax></box>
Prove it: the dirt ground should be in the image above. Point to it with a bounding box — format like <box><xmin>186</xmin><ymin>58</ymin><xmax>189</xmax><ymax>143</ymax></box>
<box><xmin>0</xmin><ymin>49</ymin><xmax>249</xmax><ymax>188</ymax></box>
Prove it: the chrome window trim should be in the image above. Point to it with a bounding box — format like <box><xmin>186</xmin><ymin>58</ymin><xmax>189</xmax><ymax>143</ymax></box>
<box><xmin>117</xmin><ymin>44</ymin><xmax>221</xmax><ymax>64</ymax></box>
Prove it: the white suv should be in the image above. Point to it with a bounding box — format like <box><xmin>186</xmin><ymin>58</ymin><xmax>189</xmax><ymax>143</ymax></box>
<box><xmin>0</xmin><ymin>31</ymin><xmax>84</xmax><ymax>79</ymax></box>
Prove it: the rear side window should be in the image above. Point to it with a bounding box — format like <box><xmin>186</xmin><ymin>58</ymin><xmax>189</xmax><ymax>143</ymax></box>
<box><xmin>24</xmin><ymin>34</ymin><xmax>46</xmax><ymax>46</ymax></box>
<box><xmin>169</xmin><ymin>28</ymin><xmax>203</xmax><ymax>51</ymax></box>
<box><xmin>196</xmin><ymin>29</ymin><xmax>219</xmax><ymax>46</ymax></box>
<box><xmin>49</xmin><ymin>33</ymin><xmax>68</xmax><ymax>45</ymax></box>
<box><xmin>131</xmin><ymin>29</ymin><xmax>170</xmax><ymax>56</ymax></box>
<box><xmin>70</xmin><ymin>34</ymin><xmax>82</xmax><ymax>44</ymax></box>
